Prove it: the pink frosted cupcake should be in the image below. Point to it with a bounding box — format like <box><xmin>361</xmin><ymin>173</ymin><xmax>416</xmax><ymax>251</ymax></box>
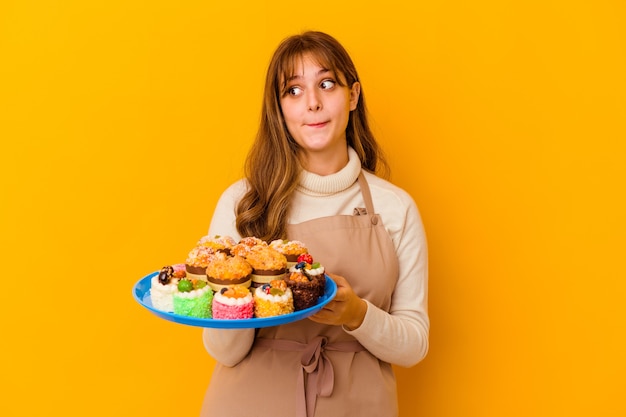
<box><xmin>212</xmin><ymin>286</ymin><xmax>254</xmax><ymax>319</ymax></box>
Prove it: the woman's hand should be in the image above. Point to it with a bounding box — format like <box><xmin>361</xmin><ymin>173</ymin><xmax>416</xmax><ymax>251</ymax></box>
<box><xmin>308</xmin><ymin>273</ymin><xmax>367</xmax><ymax>330</ymax></box>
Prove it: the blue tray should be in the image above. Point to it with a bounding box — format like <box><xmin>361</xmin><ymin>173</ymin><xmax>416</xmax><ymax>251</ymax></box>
<box><xmin>132</xmin><ymin>271</ymin><xmax>337</xmax><ymax>329</ymax></box>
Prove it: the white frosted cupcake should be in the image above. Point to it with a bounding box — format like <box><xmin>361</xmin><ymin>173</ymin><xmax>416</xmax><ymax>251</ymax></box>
<box><xmin>150</xmin><ymin>264</ymin><xmax>185</xmax><ymax>312</ymax></box>
<box><xmin>254</xmin><ymin>280</ymin><xmax>294</xmax><ymax>318</ymax></box>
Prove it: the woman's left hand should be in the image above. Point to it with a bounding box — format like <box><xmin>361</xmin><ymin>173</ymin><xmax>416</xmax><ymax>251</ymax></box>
<box><xmin>308</xmin><ymin>273</ymin><xmax>367</xmax><ymax>330</ymax></box>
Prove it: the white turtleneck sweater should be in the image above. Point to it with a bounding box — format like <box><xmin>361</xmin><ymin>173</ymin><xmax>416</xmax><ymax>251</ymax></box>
<box><xmin>203</xmin><ymin>147</ymin><xmax>429</xmax><ymax>368</ymax></box>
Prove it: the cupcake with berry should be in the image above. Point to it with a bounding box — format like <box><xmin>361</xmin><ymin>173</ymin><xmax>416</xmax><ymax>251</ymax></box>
<box><xmin>150</xmin><ymin>264</ymin><xmax>186</xmax><ymax>312</ymax></box>
<box><xmin>269</xmin><ymin>239</ymin><xmax>308</xmax><ymax>268</ymax></box>
<box><xmin>212</xmin><ymin>286</ymin><xmax>254</xmax><ymax>319</ymax></box>
<box><xmin>254</xmin><ymin>279</ymin><xmax>294</xmax><ymax>318</ymax></box>
<box><xmin>172</xmin><ymin>277</ymin><xmax>213</xmax><ymax>318</ymax></box>
<box><xmin>284</xmin><ymin>254</ymin><xmax>326</xmax><ymax>311</ymax></box>
<box><xmin>236</xmin><ymin>244</ymin><xmax>287</xmax><ymax>288</ymax></box>
<box><xmin>204</xmin><ymin>251</ymin><xmax>253</xmax><ymax>292</ymax></box>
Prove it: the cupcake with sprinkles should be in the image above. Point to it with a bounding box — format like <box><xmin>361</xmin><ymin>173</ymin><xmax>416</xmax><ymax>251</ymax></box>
<box><xmin>212</xmin><ymin>286</ymin><xmax>254</xmax><ymax>319</ymax></box>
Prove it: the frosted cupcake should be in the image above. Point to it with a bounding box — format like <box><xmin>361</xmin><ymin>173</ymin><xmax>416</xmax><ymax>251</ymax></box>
<box><xmin>285</xmin><ymin>255</ymin><xmax>326</xmax><ymax>311</ymax></box>
<box><xmin>254</xmin><ymin>279</ymin><xmax>294</xmax><ymax>318</ymax></box>
<box><xmin>150</xmin><ymin>264</ymin><xmax>186</xmax><ymax>312</ymax></box>
<box><xmin>172</xmin><ymin>278</ymin><xmax>213</xmax><ymax>318</ymax></box>
<box><xmin>212</xmin><ymin>286</ymin><xmax>254</xmax><ymax>319</ymax></box>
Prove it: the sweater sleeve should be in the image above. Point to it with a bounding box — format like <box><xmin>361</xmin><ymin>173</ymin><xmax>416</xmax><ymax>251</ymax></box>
<box><xmin>344</xmin><ymin>190</ymin><xmax>429</xmax><ymax>367</ymax></box>
<box><xmin>201</xmin><ymin>180</ymin><xmax>255</xmax><ymax>367</ymax></box>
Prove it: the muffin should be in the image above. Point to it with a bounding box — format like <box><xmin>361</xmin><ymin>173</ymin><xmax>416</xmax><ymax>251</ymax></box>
<box><xmin>238</xmin><ymin>245</ymin><xmax>287</xmax><ymax>288</ymax></box>
<box><xmin>204</xmin><ymin>252</ymin><xmax>252</xmax><ymax>292</ymax></box>
<box><xmin>197</xmin><ymin>234</ymin><xmax>237</xmax><ymax>254</ymax></box>
<box><xmin>185</xmin><ymin>245</ymin><xmax>217</xmax><ymax>282</ymax></box>
<box><xmin>269</xmin><ymin>239</ymin><xmax>308</xmax><ymax>268</ymax></box>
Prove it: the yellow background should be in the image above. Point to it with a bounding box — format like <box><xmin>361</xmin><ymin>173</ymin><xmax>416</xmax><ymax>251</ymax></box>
<box><xmin>1</xmin><ymin>1</ymin><xmax>625</xmax><ymax>416</ymax></box>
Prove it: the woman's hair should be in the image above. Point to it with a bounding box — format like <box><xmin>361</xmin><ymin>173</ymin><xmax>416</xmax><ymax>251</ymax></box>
<box><xmin>235</xmin><ymin>31</ymin><xmax>389</xmax><ymax>241</ymax></box>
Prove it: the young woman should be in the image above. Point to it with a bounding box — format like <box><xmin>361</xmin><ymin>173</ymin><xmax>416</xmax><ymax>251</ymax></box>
<box><xmin>200</xmin><ymin>31</ymin><xmax>429</xmax><ymax>417</ymax></box>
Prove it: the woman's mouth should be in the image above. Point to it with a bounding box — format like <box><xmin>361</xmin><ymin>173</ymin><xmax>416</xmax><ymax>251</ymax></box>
<box><xmin>306</xmin><ymin>121</ymin><xmax>328</xmax><ymax>128</ymax></box>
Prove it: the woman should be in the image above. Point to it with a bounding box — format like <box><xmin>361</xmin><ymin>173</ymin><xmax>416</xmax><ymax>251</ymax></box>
<box><xmin>201</xmin><ymin>31</ymin><xmax>429</xmax><ymax>417</ymax></box>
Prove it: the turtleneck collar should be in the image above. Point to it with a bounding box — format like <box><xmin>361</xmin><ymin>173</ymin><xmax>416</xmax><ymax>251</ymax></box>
<box><xmin>296</xmin><ymin>147</ymin><xmax>362</xmax><ymax>196</ymax></box>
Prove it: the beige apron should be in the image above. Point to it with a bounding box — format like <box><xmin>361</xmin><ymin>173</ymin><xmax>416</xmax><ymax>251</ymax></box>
<box><xmin>201</xmin><ymin>172</ymin><xmax>400</xmax><ymax>417</ymax></box>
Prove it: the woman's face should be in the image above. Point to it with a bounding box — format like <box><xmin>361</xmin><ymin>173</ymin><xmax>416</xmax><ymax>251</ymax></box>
<box><xmin>280</xmin><ymin>54</ymin><xmax>360</xmax><ymax>166</ymax></box>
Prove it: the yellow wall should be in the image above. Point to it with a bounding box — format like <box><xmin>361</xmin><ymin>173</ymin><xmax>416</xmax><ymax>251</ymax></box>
<box><xmin>1</xmin><ymin>1</ymin><xmax>624</xmax><ymax>416</ymax></box>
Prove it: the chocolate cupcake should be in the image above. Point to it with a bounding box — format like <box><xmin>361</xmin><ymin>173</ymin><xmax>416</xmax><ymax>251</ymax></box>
<box><xmin>284</xmin><ymin>259</ymin><xmax>326</xmax><ymax>311</ymax></box>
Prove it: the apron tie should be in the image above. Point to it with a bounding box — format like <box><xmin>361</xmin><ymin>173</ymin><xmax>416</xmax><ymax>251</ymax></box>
<box><xmin>255</xmin><ymin>336</ymin><xmax>366</xmax><ymax>417</ymax></box>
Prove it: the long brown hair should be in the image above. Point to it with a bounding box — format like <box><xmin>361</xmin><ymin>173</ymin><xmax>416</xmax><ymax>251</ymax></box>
<box><xmin>235</xmin><ymin>31</ymin><xmax>389</xmax><ymax>241</ymax></box>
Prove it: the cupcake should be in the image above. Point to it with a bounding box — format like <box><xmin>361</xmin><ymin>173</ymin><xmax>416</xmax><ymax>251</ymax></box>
<box><xmin>269</xmin><ymin>239</ymin><xmax>308</xmax><ymax>268</ymax></box>
<box><xmin>237</xmin><ymin>245</ymin><xmax>287</xmax><ymax>288</ymax></box>
<box><xmin>212</xmin><ymin>286</ymin><xmax>254</xmax><ymax>319</ymax></box>
<box><xmin>150</xmin><ymin>264</ymin><xmax>186</xmax><ymax>312</ymax></box>
<box><xmin>172</xmin><ymin>278</ymin><xmax>213</xmax><ymax>318</ymax></box>
<box><xmin>185</xmin><ymin>245</ymin><xmax>216</xmax><ymax>282</ymax></box>
<box><xmin>197</xmin><ymin>234</ymin><xmax>237</xmax><ymax>254</ymax></box>
<box><xmin>285</xmin><ymin>255</ymin><xmax>326</xmax><ymax>311</ymax></box>
<box><xmin>254</xmin><ymin>279</ymin><xmax>294</xmax><ymax>318</ymax></box>
<box><xmin>204</xmin><ymin>252</ymin><xmax>253</xmax><ymax>292</ymax></box>
<box><xmin>230</xmin><ymin>236</ymin><xmax>267</xmax><ymax>257</ymax></box>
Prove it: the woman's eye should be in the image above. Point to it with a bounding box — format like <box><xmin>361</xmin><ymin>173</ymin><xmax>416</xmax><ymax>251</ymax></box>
<box><xmin>287</xmin><ymin>86</ymin><xmax>302</xmax><ymax>96</ymax></box>
<box><xmin>320</xmin><ymin>80</ymin><xmax>336</xmax><ymax>90</ymax></box>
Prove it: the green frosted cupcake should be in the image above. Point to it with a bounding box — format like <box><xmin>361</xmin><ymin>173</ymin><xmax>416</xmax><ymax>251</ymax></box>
<box><xmin>173</xmin><ymin>280</ymin><xmax>213</xmax><ymax>318</ymax></box>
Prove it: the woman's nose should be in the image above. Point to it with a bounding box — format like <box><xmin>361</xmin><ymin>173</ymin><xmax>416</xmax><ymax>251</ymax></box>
<box><xmin>307</xmin><ymin>90</ymin><xmax>322</xmax><ymax>111</ymax></box>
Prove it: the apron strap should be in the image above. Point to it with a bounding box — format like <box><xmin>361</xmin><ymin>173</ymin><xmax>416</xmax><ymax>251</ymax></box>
<box><xmin>357</xmin><ymin>172</ymin><xmax>379</xmax><ymax>224</ymax></box>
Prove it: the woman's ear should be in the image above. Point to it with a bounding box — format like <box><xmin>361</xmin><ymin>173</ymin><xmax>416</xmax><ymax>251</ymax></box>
<box><xmin>349</xmin><ymin>82</ymin><xmax>361</xmax><ymax>111</ymax></box>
